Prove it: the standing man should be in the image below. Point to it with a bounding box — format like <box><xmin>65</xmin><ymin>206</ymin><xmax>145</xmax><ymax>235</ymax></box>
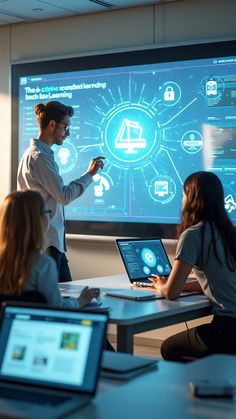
<box><xmin>17</xmin><ymin>101</ymin><xmax>105</xmax><ymax>282</ymax></box>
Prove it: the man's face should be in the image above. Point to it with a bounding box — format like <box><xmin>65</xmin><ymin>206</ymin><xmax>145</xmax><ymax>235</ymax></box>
<box><xmin>52</xmin><ymin>116</ymin><xmax>71</xmax><ymax>146</ymax></box>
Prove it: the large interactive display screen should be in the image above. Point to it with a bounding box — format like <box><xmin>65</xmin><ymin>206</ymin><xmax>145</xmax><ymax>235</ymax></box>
<box><xmin>11</xmin><ymin>40</ymin><xmax>236</xmax><ymax>237</ymax></box>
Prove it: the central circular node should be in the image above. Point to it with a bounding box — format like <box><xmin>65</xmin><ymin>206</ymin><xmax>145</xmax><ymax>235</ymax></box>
<box><xmin>103</xmin><ymin>104</ymin><xmax>158</xmax><ymax>164</ymax></box>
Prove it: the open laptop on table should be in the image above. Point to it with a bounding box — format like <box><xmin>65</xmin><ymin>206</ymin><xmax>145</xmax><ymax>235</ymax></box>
<box><xmin>113</xmin><ymin>238</ymin><xmax>199</xmax><ymax>300</ymax></box>
<box><xmin>0</xmin><ymin>302</ymin><xmax>108</xmax><ymax>419</ymax></box>
<box><xmin>116</xmin><ymin>237</ymin><xmax>172</xmax><ymax>286</ymax></box>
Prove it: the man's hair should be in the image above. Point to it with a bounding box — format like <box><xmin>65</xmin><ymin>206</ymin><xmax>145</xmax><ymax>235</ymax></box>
<box><xmin>34</xmin><ymin>101</ymin><xmax>74</xmax><ymax>129</ymax></box>
<box><xmin>0</xmin><ymin>190</ymin><xmax>45</xmax><ymax>294</ymax></box>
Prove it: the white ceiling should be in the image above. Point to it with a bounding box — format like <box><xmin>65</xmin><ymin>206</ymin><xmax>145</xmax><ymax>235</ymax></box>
<box><xmin>0</xmin><ymin>0</ymin><xmax>177</xmax><ymax>25</ymax></box>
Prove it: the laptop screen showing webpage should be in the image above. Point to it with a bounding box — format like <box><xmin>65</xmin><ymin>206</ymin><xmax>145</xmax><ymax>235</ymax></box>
<box><xmin>0</xmin><ymin>305</ymin><xmax>107</xmax><ymax>394</ymax></box>
<box><xmin>117</xmin><ymin>238</ymin><xmax>172</xmax><ymax>283</ymax></box>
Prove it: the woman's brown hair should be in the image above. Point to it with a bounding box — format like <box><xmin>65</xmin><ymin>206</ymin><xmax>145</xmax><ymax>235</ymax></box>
<box><xmin>178</xmin><ymin>171</ymin><xmax>236</xmax><ymax>269</ymax></box>
<box><xmin>0</xmin><ymin>190</ymin><xmax>45</xmax><ymax>294</ymax></box>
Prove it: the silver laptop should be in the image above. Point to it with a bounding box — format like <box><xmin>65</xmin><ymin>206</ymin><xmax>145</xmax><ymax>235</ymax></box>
<box><xmin>116</xmin><ymin>238</ymin><xmax>172</xmax><ymax>285</ymax></box>
<box><xmin>0</xmin><ymin>303</ymin><xmax>108</xmax><ymax>419</ymax></box>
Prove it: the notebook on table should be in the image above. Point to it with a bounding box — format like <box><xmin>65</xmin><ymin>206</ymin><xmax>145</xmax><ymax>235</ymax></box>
<box><xmin>0</xmin><ymin>302</ymin><xmax>108</xmax><ymax>419</ymax></box>
<box><xmin>101</xmin><ymin>351</ymin><xmax>158</xmax><ymax>380</ymax></box>
<box><xmin>104</xmin><ymin>289</ymin><xmax>164</xmax><ymax>301</ymax></box>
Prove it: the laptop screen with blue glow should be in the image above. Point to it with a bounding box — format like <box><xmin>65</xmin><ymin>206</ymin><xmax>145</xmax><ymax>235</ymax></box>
<box><xmin>116</xmin><ymin>238</ymin><xmax>172</xmax><ymax>284</ymax></box>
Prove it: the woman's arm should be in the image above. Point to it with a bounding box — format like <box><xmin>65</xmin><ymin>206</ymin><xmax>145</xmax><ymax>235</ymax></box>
<box><xmin>183</xmin><ymin>280</ymin><xmax>203</xmax><ymax>293</ymax></box>
<box><xmin>149</xmin><ymin>259</ymin><xmax>194</xmax><ymax>300</ymax></box>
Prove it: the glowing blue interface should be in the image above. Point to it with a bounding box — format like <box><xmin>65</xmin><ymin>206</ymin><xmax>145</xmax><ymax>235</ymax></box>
<box><xmin>117</xmin><ymin>239</ymin><xmax>172</xmax><ymax>281</ymax></box>
<box><xmin>18</xmin><ymin>55</ymin><xmax>236</xmax><ymax>225</ymax></box>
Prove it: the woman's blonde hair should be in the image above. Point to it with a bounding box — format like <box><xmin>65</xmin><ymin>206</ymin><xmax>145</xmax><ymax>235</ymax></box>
<box><xmin>0</xmin><ymin>190</ymin><xmax>45</xmax><ymax>294</ymax></box>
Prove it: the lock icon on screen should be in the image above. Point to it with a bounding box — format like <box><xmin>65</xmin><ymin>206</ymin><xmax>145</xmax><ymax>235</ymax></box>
<box><xmin>164</xmin><ymin>86</ymin><xmax>175</xmax><ymax>101</ymax></box>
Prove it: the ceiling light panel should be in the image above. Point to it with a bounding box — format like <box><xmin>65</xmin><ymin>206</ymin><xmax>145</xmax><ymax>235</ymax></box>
<box><xmin>0</xmin><ymin>0</ymin><xmax>75</xmax><ymax>20</ymax></box>
<box><xmin>39</xmin><ymin>0</ymin><xmax>109</xmax><ymax>13</ymax></box>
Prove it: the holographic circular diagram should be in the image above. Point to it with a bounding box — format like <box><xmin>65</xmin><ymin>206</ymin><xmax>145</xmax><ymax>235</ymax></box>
<box><xmin>103</xmin><ymin>104</ymin><xmax>158</xmax><ymax>165</ymax></box>
<box><xmin>148</xmin><ymin>175</ymin><xmax>176</xmax><ymax>204</ymax></box>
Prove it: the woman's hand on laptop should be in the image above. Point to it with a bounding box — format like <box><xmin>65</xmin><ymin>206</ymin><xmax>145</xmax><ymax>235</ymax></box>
<box><xmin>148</xmin><ymin>274</ymin><xmax>166</xmax><ymax>295</ymax></box>
<box><xmin>77</xmin><ymin>286</ymin><xmax>100</xmax><ymax>308</ymax></box>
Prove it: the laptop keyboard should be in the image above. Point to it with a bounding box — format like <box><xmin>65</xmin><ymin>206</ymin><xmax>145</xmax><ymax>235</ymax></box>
<box><xmin>0</xmin><ymin>386</ymin><xmax>70</xmax><ymax>406</ymax></box>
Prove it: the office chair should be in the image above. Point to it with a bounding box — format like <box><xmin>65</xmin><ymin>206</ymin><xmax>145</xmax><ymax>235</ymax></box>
<box><xmin>0</xmin><ymin>291</ymin><xmax>47</xmax><ymax>305</ymax></box>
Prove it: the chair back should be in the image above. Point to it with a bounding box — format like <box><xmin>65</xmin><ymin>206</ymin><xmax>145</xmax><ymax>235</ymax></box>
<box><xmin>0</xmin><ymin>291</ymin><xmax>47</xmax><ymax>304</ymax></box>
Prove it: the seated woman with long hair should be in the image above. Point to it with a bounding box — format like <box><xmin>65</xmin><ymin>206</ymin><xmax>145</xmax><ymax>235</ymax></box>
<box><xmin>149</xmin><ymin>171</ymin><xmax>236</xmax><ymax>360</ymax></box>
<box><xmin>0</xmin><ymin>190</ymin><xmax>99</xmax><ymax>308</ymax></box>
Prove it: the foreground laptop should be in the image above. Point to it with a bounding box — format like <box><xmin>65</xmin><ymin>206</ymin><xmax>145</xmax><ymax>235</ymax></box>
<box><xmin>0</xmin><ymin>303</ymin><xmax>108</xmax><ymax>419</ymax></box>
<box><xmin>116</xmin><ymin>237</ymin><xmax>172</xmax><ymax>285</ymax></box>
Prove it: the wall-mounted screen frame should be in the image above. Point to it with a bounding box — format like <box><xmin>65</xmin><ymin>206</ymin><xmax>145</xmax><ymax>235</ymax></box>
<box><xmin>11</xmin><ymin>39</ymin><xmax>236</xmax><ymax>237</ymax></box>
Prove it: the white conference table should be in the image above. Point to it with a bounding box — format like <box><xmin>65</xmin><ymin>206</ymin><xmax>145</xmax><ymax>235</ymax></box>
<box><xmin>67</xmin><ymin>354</ymin><xmax>236</xmax><ymax>419</ymax></box>
<box><xmin>60</xmin><ymin>274</ymin><xmax>212</xmax><ymax>353</ymax></box>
